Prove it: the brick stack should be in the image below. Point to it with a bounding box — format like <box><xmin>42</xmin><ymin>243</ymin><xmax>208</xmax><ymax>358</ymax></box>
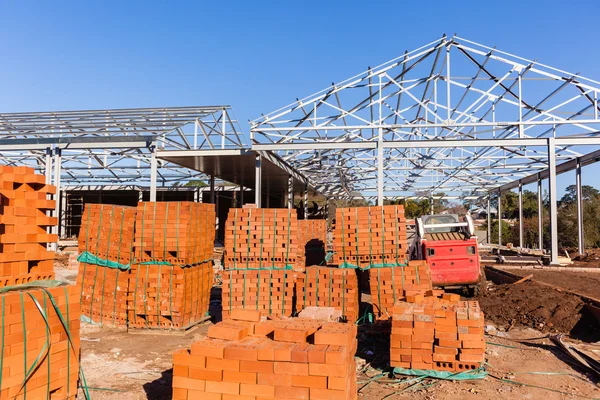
<box><xmin>224</xmin><ymin>208</ymin><xmax>299</xmax><ymax>270</ymax></box>
<box><xmin>369</xmin><ymin>260</ymin><xmax>433</xmax><ymax>317</ymax></box>
<box><xmin>296</xmin><ymin>266</ymin><xmax>359</xmax><ymax>322</ymax></box>
<box><xmin>297</xmin><ymin>219</ymin><xmax>327</xmax><ymax>269</ymax></box>
<box><xmin>0</xmin><ymin>166</ymin><xmax>57</xmax><ymax>286</ymax></box>
<box><xmin>333</xmin><ymin>205</ymin><xmax>407</xmax><ymax>267</ymax></box>
<box><xmin>128</xmin><ymin>202</ymin><xmax>215</xmax><ymax>329</ymax></box>
<box><xmin>77</xmin><ymin>204</ymin><xmax>136</xmax><ymax>327</ymax></box>
<box><xmin>0</xmin><ymin>285</ymin><xmax>80</xmax><ymax>399</ymax></box>
<box><xmin>173</xmin><ymin>312</ymin><xmax>357</xmax><ymax>400</ymax></box>
<box><xmin>221</xmin><ymin>269</ymin><xmax>296</xmax><ymax>320</ymax></box>
<box><xmin>390</xmin><ymin>294</ymin><xmax>485</xmax><ymax>372</ymax></box>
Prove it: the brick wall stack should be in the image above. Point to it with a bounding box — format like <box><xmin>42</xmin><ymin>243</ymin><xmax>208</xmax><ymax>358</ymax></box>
<box><xmin>297</xmin><ymin>219</ymin><xmax>327</xmax><ymax>269</ymax></box>
<box><xmin>333</xmin><ymin>205</ymin><xmax>407</xmax><ymax>267</ymax></box>
<box><xmin>0</xmin><ymin>285</ymin><xmax>80</xmax><ymax>399</ymax></box>
<box><xmin>296</xmin><ymin>266</ymin><xmax>359</xmax><ymax>322</ymax></box>
<box><xmin>77</xmin><ymin>204</ymin><xmax>136</xmax><ymax>327</ymax></box>
<box><xmin>224</xmin><ymin>208</ymin><xmax>299</xmax><ymax>270</ymax></box>
<box><xmin>128</xmin><ymin>202</ymin><xmax>215</xmax><ymax>329</ymax></box>
<box><xmin>369</xmin><ymin>260</ymin><xmax>433</xmax><ymax>317</ymax></box>
<box><xmin>222</xmin><ymin>207</ymin><xmax>299</xmax><ymax>320</ymax></box>
<box><xmin>390</xmin><ymin>294</ymin><xmax>485</xmax><ymax>372</ymax></box>
<box><xmin>173</xmin><ymin>312</ymin><xmax>358</xmax><ymax>400</ymax></box>
<box><xmin>0</xmin><ymin>166</ymin><xmax>57</xmax><ymax>286</ymax></box>
<box><xmin>221</xmin><ymin>269</ymin><xmax>296</xmax><ymax>320</ymax></box>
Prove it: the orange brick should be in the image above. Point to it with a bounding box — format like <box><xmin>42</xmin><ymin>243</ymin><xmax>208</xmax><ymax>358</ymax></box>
<box><xmin>205</xmin><ymin>381</ymin><xmax>240</xmax><ymax>395</ymax></box>
<box><xmin>257</xmin><ymin>373</ymin><xmax>292</xmax><ymax>387</ymax></box>
<box><xmin>172</xmin><ymin>376</ymin><xmax>207</xmax><ymax>391</ymax></box>
<box><xmin>189</xmin><ymin>367</ymin><xmax>223</xmax><ymax>381</ymax></box>
<box><xmin>230</xmin><ymin>309</ymin><xmax>263</xmax><ymax>322</ymax></box>
<box><xmin>275</xmin><ymin>385</ymin><xmax>309</xmax><ymax>400</ymax></box>
<box><xmin>291</xmin><ymin>375</ymin><xmax>327</xmax><ymax>389</ymax></box>
<box><xmin>239</xmin><ymin>360</ymin><xmax>274</xmax><ymax>374</ymax></box>
<box><xmin>275</xmin><ymin>362</ymin><xmax>309</xmax><ymax>376</ymax></box>
<box><xmin>223</xmin><ymin>370</ymin><xmax>257</xmax><ymax>384</ymax></box>
<box><xmin>206</xmin><ymin>357</ymin><xmax>240</xmax><ymax>372</ymax></box>
<box><xmin>240</xmin><ymin>383</ymin><xmax>276</xmax><ymax>397</ymax></box>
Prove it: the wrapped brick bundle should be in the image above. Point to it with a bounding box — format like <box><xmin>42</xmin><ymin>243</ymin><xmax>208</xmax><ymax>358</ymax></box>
<box><xmin>296</xmin><ymin>266</ymin><xmax>359</xmax><ymax>322</ymax></box>
<box><xmin>0</xmin><ymin>284</ymin><xmax>81</xmax><ymax>399</ymax></box>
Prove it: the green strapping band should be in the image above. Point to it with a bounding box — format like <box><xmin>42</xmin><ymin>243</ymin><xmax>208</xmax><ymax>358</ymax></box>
<box><xmin>20</xmin><ymin>293</ymin><xmax>27</xmax><ymax>400</ymax></box>
<box><xmin>100</xmin><ymin>206</ymin><xmax>116</xmax><ymax>325</ymax></box>
<box><xmin>341</xmin><ymin>208</ymin><xmax>346</xmax><ymax>263</ymax></box>
<box><xmin>338</xmin><ymin>261</ymin><xmax>408</xmax><ymax>270</ymax></box>
<box><xmin>233</xmin><ymin>209</ymin><xmax>238</xmax><ymax>270</ymax></box>
<box><xmin>157</xmin><ymin>203</ymin><xmax>168</xmax><ymax>323</ymax></box>
<box><xmin>257</xmin><ymin>209</ymin><xmax>264</xmax><ymax>309</ymax></box>
<box><xmin>368</xmin><ymin>207</ymin><xmax>373</xmax><ymax>265</ymax></box>
<box><xmin>89</xmin><ymin>207</ymin><xmax>104</xmax><ymax>321</ymax></box>
<box><xmin>270</xmin><ymin>209</ymin><xmax>277</xmax><ymax>315</ymax></box>
<box><xmin>354</xmin><ymin>208</ymin><xmax>359</xmax><ymax>267</ymax></box>
<box><xmin>77</xmin><ymin>252</ymin><xmax>131</xmax><ymax>270</ymax></box>
<box><xmin>80</xmin><ymin>205</ymin><xmax>92</xmax><ymax>303</ymax></box>
<box><xmin>393</xmin><ymin>367</ymin><xmax>487</xmax><ymax>380</ymax></box>
<box><xmin>43</xmin><ymin>294</ymin><xmax>50</xmax><ymax>399</ymax></box>
<box><xmin>114</xmin><ymin>208</ymin><xmax>126</xmax><ymax>324</ymax></box>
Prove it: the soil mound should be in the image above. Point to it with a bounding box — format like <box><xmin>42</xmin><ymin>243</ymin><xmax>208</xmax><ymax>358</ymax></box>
<box><xmin>478</xmin><ymin>281</ymin><xmax>598</xmax><ymax>340</ymax></box>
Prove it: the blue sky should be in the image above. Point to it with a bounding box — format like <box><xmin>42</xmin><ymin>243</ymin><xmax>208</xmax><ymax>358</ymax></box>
<box><xmin>1</xmin><ymin>0</ymin><xmax>599</xmax><ymax>195</ymax></box>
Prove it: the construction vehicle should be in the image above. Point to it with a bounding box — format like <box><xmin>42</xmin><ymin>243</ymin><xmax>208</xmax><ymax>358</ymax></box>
<box><xmin>409</xmin><ymin>214</ymin><xmax>484</xmax><ymax>296</ymax></box>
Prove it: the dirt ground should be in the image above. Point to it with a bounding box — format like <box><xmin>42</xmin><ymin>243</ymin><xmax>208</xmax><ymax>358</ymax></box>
<box><xmin>76</xmin><ymin>322</ymin><xmax>600</xmax><ymax>400</ymax></box>
<box><xmin>510</xmin><ymin>269</ymin><xmax>600</xmax><ymax>299</ymax></box>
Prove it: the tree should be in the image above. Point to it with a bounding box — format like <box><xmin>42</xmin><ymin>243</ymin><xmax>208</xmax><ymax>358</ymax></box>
<box><xmin>560</xmin><ymin>185</ymin><xmax>600</xmax><ymax>205</ymax></box>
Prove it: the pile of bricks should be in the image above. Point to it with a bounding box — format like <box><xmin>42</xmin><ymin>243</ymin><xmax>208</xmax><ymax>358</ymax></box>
<box><xmin>128</xmin><ymin>202</ymin><xmax>215</xmax><ymax>329</ymax></box>
<box><xmin>224</xmin><ymin>208</ymin><xmax>299</xmax><ymax>270</ymax></box>
<box><xmin>333</xmin><ymin>205</ymin><xmax>407</xmax><ymax>267</ymax></box>
<box><xmin>0</xmin><ymin>166</ymin><xmax>57</xmax><ymax>286</ymax></box>
<box><xmin>296</xmin><ymin>266</ymin><xmax>359</xmax><ymax>322</ymax></box>
<box><xmin>297</xmin><ymin>219</ymin><xmax>327</xmax><ymax>269</ymax></box>
<box><xmin>173</xmin><ymin>311</ymin><xmax>358</xmax><ymax>400</ymax></box>
<box><xmin>221</xmin><ymin>269</ymin><xmax>296</xmax><ymax>320</ymax></box>
<box><xmin>369</xmin><ymin>260</ymin><xmax>433</xmax><ymax>317</ymax></box>
<box><xmin>390</xmin><ymin>294</ymin><xmax>485</xmax><ymax>372</ymax></box>
<box><xmin>77</xmin><ymin>204</ymin><xmax>136</xmax><ymax>326</ymax></box>
<box><xmin>0</xmin><ymin>285</ymin><xmax>80</xmax><ymax>399</ymax></box>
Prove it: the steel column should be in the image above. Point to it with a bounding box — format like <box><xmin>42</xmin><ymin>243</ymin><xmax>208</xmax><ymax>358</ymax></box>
<box><xmin>430</xmin><ymin>196</ymin><xmax>434</xmax><ymax>215</ymax></box>
<box><xmin>497</xmin><ymin>190</ymin><xmax>502</xmax><ymax>247</ymax></box>
<box><xmin>149</xmin><ymin>147</ymin><xmax>157</xmax><ymax>202</ymax></box>
<box><xmin>576</xmin><ymin>158</ymin><xmax>584</xmax><ymax>255</ymax></box>
<box><xmin>52</xmin><ymin>149</ymin><xmax>62</xmax><ymax>250</ymax></box>
<box><xmin>377</xmin><ymin>75</ymin><xmax>384</xmax><ymax>206</ymax></box>
<box><xmin>547</xmin><ymin>138</ymin><xmax>559</xmax><ymax>264</ymax></box>
<box><xmin>288</xmin><ymin>175</ymin><xmax>293</xmax><ymax>209</ymax></box>
<box><xmin>255</xmin><ymin>154</ymin><xmax>262</xmax><ymax>207</ymax></box>
<box><xmin>45</xmin><ymin>147</ymin><xmax>53</xmax><ymax>184</ymax></box>
<box><xmin>518</xmin><ymin>181</ymin><xmax>524</xmax><ymax>248</ymax></box>
<box><xmin>210</xmin><ymin>176</ymin><xmax>215</xmax><ymax>204</ymax></box>
<box><xmin>537</xmin><ymin>174</ymin><xmax>543</xmax><ymax>251</ymax></box>
<box><xmin>487</xmin><ymin>197</ymin><xmax>491</xmax><ymax>245</ymax></box>
<box><xmin>240</xmin><ymin>185</ymin><xmax>244</xmax><ymax>207</ymax></box>
<box><xmin>304</xmin><ymin>184</ymin><xmax>308</xmax><ymax>220</ymax></box>
<box><xmin>60</xmin><ymin>191</ymin><xmax>67</xmax><ymax>238</ymax></box>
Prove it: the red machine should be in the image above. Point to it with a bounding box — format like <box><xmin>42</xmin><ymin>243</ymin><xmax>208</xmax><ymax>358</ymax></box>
<box><xmin>409</xmin><ymin>214</ymin><xmax>483</xmax><ymax>295</ymax></box>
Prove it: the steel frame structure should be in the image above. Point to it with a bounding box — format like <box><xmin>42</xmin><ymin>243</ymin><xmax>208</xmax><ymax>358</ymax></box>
<box><xmin>0</xmin><ymin>106</ymin><xmax>246</xmax><ymax>190</ymax></box>
<box><xmin>250</xmin><ymin>35</ymin><xmax>600</xmax><ymax>263</ymax></box>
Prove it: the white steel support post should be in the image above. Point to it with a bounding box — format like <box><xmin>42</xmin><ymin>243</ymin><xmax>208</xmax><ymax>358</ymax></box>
<box><xmin>287</xmin><ymin>175</ymin><xmax>293</xmax><ymax>209</ymax></box>
<box><xmin>52</xmin><ymin>148</ymin><xmax>62</xmax><ymax>250</ymax></box>
<box><xmin>304</xmin><ymin>184</ymin><xmax>308</xmax><ymax>220</ymax></box>
<box><xmin>547</xmin><ymin>138</ymin><xmax>559</xmax><ymax>264</ymax></box>
<box><xmin>194</xmin><ymin>188</ymin><xmax>199</xmax><ymax>203</ymax></box>
<box><xmin>210</xmin><ymin>176</ymin><xmax>215</xmax><ymax>204</ymax></box>
<box><xmin>255</xmin><ymin>154</ymin><xmax>262</xmax><ymax>207</ymax></box>
<box><xmin>518</xmin><ymin>181</ymin><xmax>524</xmax><ymax>249</ymax></box>
<box><xmin>377</xmin><ymin>75</ymin><xmax>384</xmax><ymax>206</ymax></box>
<box><xmin>497</xmin><ymin>190</ymin><xmax>502</xmax><ymax>247</ymax></box>
<box><xmin>149</xmin><ymin>146</ymin><xmax>157</xmax><ymax>202</ymax></box>
<box><xmin>576</xmin><ymin>158</ymin><xmax>584</xmax><ymax>255</ymax></box>
<box><xmin>537</xmin><ymin>174</ymin><xmax>543</xmax><ymax>251</ymax></box>
<box><xmin>60</xmin><ymin>191</ymin><xmax>67</xmax><ymax>238</ymax></box>
<box><xmin>430</xmin><ymin>196</ymin><xmax>434</xmax><ymax>215</ymax></box>
<box><xmin>487</xmin><ymin>197</ymin><xmax>491</xmax><ymax>244</ymax></box>
<box><xmin>45</xmin><ymin>148</ymin><xmax>53</xmax><ymax>184</ymax></box>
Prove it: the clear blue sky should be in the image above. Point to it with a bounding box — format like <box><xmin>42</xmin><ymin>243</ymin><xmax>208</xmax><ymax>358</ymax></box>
<box><xmin>1</xmin><ymin>0</ymin><xmax>599</xmax><ymax>196</ymax></box>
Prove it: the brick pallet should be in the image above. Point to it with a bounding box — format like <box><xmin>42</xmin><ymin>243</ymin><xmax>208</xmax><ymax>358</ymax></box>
<box><xmin>0</xmin><ymin>285</ymin><xmax>81</xmax><ymax>399</ymax></box>
<box><xmin>134</xmin><ymin>202</ymin><xmax>215</xmax><ymax>265</ymax></box>
<box><xmin>369</xmin><ymin>260</ymin><xmax>433</xmax><ymax>317</ymax></box>
<box><xmin>173</xmin><ymin>312</ymin><xmax>357</xmax><ymax>400</ymax></box>
<box><xmin>390</xmin><ymin>295</ymin><xmax>485</xmax><ymax>372</ymax></box>
<box><xmin>129</xmin><ymin>202</ymin><xmax>215</xmax><ymax>329</ymax></box>
<box><xmin>296</xmin><ymin>266</ymin><xmax>359</xmax><ymax>322</ymax></box>
<box><xmin>77</xmin><ymin>204</ymin><xmax>136</xmax><ymax>327</ymax></box>
<box><xmin>297</xmin><ymin>219</ymin><xmax>327</xmax><ymax>269</ymax></box>
<box><xmin>77</xmin><ymin>262</ymin><xmax>129</xmax><ymax>326</ymax></box>
<box><xmin>333</xmin><ymin>205</ymin><xmax>407</xmax><ymax>267</ymax></box>
<box><xmin>224</xmin><ymin>208</ymin><xmax>299</xmax><ymax>270</ymax></box>
<box><xmin>128</xmin><ymin>262</ymin><xmax>213</xmax><ymax>329</ymax></box>
<box><xmin>79</xmin><ymin>204</ymin><xmax>136</xmax><ymax>264</ymax></box>
<box><xmin>0</xmin><ymin>166</ymin><xmax>57</xmax><ymax>286</ymax></box>
<box><xmin>221</xmin><ymin>269</ymin><xmax>296</xmax><ymax>320</ymax></box>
